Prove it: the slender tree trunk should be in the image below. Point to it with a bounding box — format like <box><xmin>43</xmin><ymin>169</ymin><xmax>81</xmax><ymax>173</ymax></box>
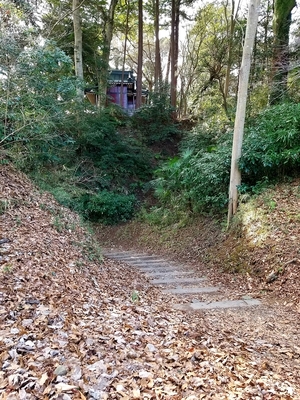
<box><xmin>154</xmin><ymin>0</ymin><xmax>162</xmax><ymax>90</ymax></box>
<box><xmin>224</xmin><ymin>0</ymin><xmax>241</xmax><ymax>104</ymax></box>
<box><xmin>228</xmin><ymin>0</ymin><xmax>260</xmax><ymax>224</ymax></box>
<box><xmin>120</xmin><ymin>0</ymin><xmax>130</xmax><ymax>108</ymax></box>
<box><xmin>136</xmin><ymin>0</ymin><xmax>143</xmax><ymax>109</ymax></box>
<box><xmin>174</xmin><ymin>0</ymin><xmax>180</xmax><ymax>89</ymax></box>
<box><xmin>99</xmin><ymin>0</ymin><xmax>119</xmax><ymax>107</ymax></box>
<box><xmin>269</xmin><ymin>0</ymin><xmax>296</xmax><ymax>104</ymax></box>
<box><xmin>264</xmin><ymin>0</ymin><xmax>271</xmax><ymax>76</ymax></box>
<box><xmin>165</xmin><ymin>46</ymin><xmax>171</xmax><ymax>85</ymax></box>
<box><xmin>170</xmin><ymin>0</ymin><xmax>180</xmax><ymax>112</ymax></box>
<box><xmin>72</xmin><ymin>0</ymin><xmax>84</xmax><ymax>99</ymax></box>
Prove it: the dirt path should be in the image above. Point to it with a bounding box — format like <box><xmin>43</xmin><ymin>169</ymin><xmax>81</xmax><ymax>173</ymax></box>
<box><xmin>103</xmin><ymin>252</ymin><xmax>300</xmax><ymax>399</ymax></box>
<box><xmin>97</xmin><ymin>231</ymin><xmax>300</xmax><ymax>398</ymax></box>
<box><xmin>101</xmin><ymin>248</ymin><xmax>300</xmax><ymax>397</ymax></box>
<box><xmin>101</xmin><ymin>252</ymin><xmax>300</xmax><ymax>400</ymax></box>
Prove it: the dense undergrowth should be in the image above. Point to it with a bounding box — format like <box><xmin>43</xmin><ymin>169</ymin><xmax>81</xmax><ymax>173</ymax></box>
<box><xmin>0</xmin><ymin>44</ymin><xmax>180</xmax><ymax>225</ymax></box>
<box><xmin>2</xmin><ymin>100</ymin><xmax>300</xmax><ymax>226</ymax></box>
<box><xmin>1</xmin><ymin>35</ymin><xmax>300</xmax><ymax>226</ymax></box>
<box><xmin>143</xmin><ymin>101</ymin><xmax>300</xmax><ymax>225</ymax></box>
<box><xmin>0</xmin><ymin>31</ymin><xmax>180</xmax><ymax>225</ymax></box>
<box><xmin>23</xmin><ymin>102</ymin><xmax>178</xmax><ymax>225</ymax></box>
<box><xmin>1</xmin><ymin>0</ymin><xmax>300</xmax><ymax>233</ymax></box>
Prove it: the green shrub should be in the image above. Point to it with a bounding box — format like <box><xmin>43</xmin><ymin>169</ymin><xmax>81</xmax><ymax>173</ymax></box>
<box><xmin>180</xmin><ymin>119</ymin><xmax>232</xmax><ymax>153</ymax></box>
<box><xmin>0</xmin><ymin>41</ymin><xmax>77</xmax><ymax>171</ymax></box>
<box><xmin>144</xmin><ymin>119</ymin><xmax>234</xmax><ymax>221</ymax></box>
<box><xmin>130</xmin><ymin>90</ymin><xmax>180</xmax><ymax>143</ymax></box>
<box><xmin>48</xmin><ymin>186</ymin><xmax>82</xmax><ymax>210</ymax></box>
<box><xmin>148</xmin><ymin>102</ymin><xmax>300</xmax><ymax>222</ymax></box>
<box><xmin>70</xmin><ymin>108</ymin><xmax>153</xmax><ymax>189</ymax></box>
<box><xmin>33</xmin><ymin>174</ymin><xmax>137</xmax><ymax>225</ymax></box>
<box><xmin>152</xmin><ymin>136</ymin><xmax>232</xmax><ymax>215</ymax></box>
<box><xmin>240</xmin><ymin>102</ymin><xmax>300</xmax><ymax>183</ymax></box>
<box><xmin>78</xmin><ymin>190</ymin><xmax>136</xmax><ymax>225</ymax></box>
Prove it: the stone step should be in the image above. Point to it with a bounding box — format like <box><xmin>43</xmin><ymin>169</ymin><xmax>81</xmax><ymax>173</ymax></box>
<box><xmin>107</xmin><ymin>259</ymin><xmax>170</xmax><ymax>267</ymax></box>
<box><xmin>173</xmin><ymin>298</ymin><xmax>261</xmax><ymax>311</ymax></box>
<box><xmin>105</xmin><ymin>254</ymin><xmax>148</xmax><ymax>260</ymax></box>
<box><xmin>103</xmin><ymin>251</ymin><xmax>178</xmax><ymax>268</ymax></box>
<box><xmin>137</xmin><ymin>267</ymin><xmax>176</xmax><ymax>273</ymax></box>
<box><xmin>151</xmin><ymin>277</ymin><xmax>207</xmax><ymax>285</ymax></box>
<box><xmin>132</xmin><ymin>264</ymin><xmax>175</xmax><ymax>270</ymax></box>
<box><xmin>103</xmin><ymin>251</ymin><xmax>167</xmax><ymax>260</ymax></box>
<box><xmin>145</xmin><ymin>270</ymin><xmax>194</xmax><ymax>277</ymax></box>
<box><xmin>124</xmin><ymin>260</ymin><xmax>168</xmax><ymax>266</ymax></box>
<box><xmin>163</xmin><ymin>286</ymin><xmax>219</xmax><ymax>294</ymax></box>
<box><xmin>103</xmin><ymin>249</ymin><xmax>261</xmax><ymax>311</ymax></box>
<box><xmin>140</xmin><ymin>270</ymin><xmax>178</xmax><ymax>276</ymax></box>
<box><xmin>102</xmin><ymin>251</ymin><xmax>137</xmax><ymax>257</ymax></box>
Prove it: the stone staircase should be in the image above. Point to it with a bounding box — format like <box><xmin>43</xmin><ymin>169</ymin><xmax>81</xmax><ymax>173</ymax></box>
<box><xmin>103</xmin><ymin>249</ymin><xmax>261</xmax><ymax>310</ymax></box>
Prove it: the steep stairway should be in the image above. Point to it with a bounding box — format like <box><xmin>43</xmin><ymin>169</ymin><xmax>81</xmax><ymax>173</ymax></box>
<box><xmin>103</xmin><ymin>249</ymin><xmax>261</xmax><ymax>310</ymax></box>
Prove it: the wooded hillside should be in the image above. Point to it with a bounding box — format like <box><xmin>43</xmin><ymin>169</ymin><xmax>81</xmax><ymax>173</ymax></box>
<box><xmin>1</xmin><ymin>1</ymin><xmax>300</xmax><ymax>396</ymax></box>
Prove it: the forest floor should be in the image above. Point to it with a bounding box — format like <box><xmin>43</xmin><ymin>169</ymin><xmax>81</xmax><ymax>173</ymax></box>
<box><xmin>0</xmin><ymin>165</ymin><xmax>300</xmax><ymax>399</ymax></box>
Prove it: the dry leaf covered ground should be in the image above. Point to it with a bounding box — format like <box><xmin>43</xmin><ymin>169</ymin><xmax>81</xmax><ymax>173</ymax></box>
<box><xmin>97</xmin><ymin>180</ymin><xmax>300</xmax><ymax>307</ymax></box>
<box><xmin>0</xmin><ymin>165</ymin><xmax>300</xmax><ymax>399</ymax></box>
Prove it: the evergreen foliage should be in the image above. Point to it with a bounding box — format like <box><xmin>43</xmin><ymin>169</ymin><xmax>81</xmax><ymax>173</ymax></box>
<box><xmin>147</xmin><ymin>102</ymin><xmax>300</xmax><ymax>222</ymax></box>
<box><xmin>2</xmin><ymin>0</ymin><xmax>300</xmax><ymax>226</ymax></box>
<box><xmin>0</xmin><ymin>40</ymin><xmax>77</xmax><ymax>169</ymax></box>
<box><xmin>78</xmin><ymin>190</ymin><xmax>137</xmax><ymax>225</ymax></box>
<box><xmin>240</xmin><ymin>102</ymin><xmax>300</xmax><ymax>183</ymax></box>
<box><xmin>72</xmin><ymin>108</ymin><xmax>152</xmax><ymax>188</ymax></box>
<box><xmin>130</xmin><ymin>90</ymin><xmax>180</xmax><ymax>144</ymax></box>
<box><xmin>27</xmin><ymin>105</ymin><xmax>153</xmax><ymax>224</ymax></box>
<box><xmin>151</xmin><ymin>130</ymin><xmax>232</xmax><ymax>217</ymax></box>
<box><xmin>49</xmin><ymin>185</ymin><xmax>136</xmax><ymax>225</ymax></box>
<box><xmin>0</xmin><ymin>5</ymin><xmax>152</xmax><ymax>225</ymax></box>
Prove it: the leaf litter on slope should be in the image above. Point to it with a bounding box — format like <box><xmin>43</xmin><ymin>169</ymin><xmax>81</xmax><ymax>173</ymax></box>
<box><xmin>0</xmin><ymin>165</ymin><xmax>299</xmax><ymax>399</ymax></box>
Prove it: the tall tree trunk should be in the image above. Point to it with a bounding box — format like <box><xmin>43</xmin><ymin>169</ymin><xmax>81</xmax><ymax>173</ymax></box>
<box><xmin>136</xmin><ymin>0</ymin><xmax>143</xmax><ymax>109</ymax></box>
<box><xmin>99</xmin><ymin>0</ymin><xmax>119</xmax><ymax>107</ymax></box>
<box><xmin>269</xmin><ymin>0</ymin><xmax>296</xmax><ymax>105</ymax></box>
<box><xmin>154</xmin><ymin>0</ymin><xmax>162</xmax><ymax>90</ymax></box>
<box><xmin>264</xmin><ymin>0</ymin><xmax>272</xmax><ymax>76</ymax></box>
<box><xmin>170</xmin><ymin>0</ymin><xmax>180</xmax><ymax>112</ymax></box>
<box><xmin>120</xmin><ymin>0</ymin><xmax>130</xmax><ymax>108</ymax></box>
<box><xmin>165</xmin><ymin>46</ymin><xmax>171</xmax><ymax>85</ymax></box>
<box><xmin>223</xmin><ymin>0</ymin><xmax>241</xmax><ymax>106</ymax></box>
<box><xmin>72</xmin><ymin>0</ymin><xmax>84</xmax><ymax>99</ymax></box>
<box><xmin>228</xmin><ymin>0</ymin><xmax>260</xmax><ymax>224</ymax></box>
